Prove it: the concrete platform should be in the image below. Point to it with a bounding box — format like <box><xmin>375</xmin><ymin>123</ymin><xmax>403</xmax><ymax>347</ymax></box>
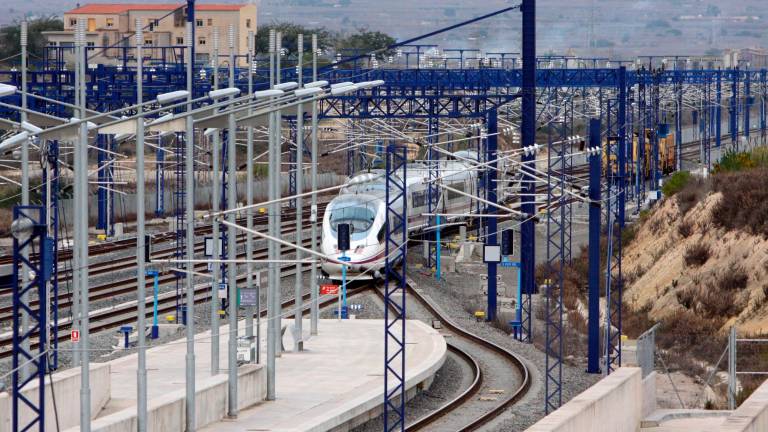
<box><xmin>201</xmin><ymin>318</ymin><xmax>447</xmax><ymax>432</ymax></box>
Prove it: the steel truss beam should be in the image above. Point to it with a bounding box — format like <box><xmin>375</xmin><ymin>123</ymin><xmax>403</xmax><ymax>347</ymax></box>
<box><xmin>384</xmin><ymin>144</ymin><xmax>408</xmax><ymax>432</ymax></box>
<box><xmin>12</xmin><ymin>206</ymin><xmax>52</xmax><ymax>432</ymax></box>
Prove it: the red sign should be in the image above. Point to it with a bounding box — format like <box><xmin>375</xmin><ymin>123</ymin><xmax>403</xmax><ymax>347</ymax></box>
<box><xmin>320</xmin><ymin>284</ymin><xmax>339</xmax><ymax>295</ymax></box>
<box><xmin>71</xmin><ymin>330</ymin><xmax>80</xmax><ymax>342</ymax></box>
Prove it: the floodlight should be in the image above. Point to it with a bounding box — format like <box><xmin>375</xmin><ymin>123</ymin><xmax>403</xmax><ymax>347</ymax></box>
<box><xmin>330</xmin><ymin>82</ymin><xmax>354</xmax><ymax>89</ymax></box>
<box><xmin>0</xmin><ymin>84</ymin><xmax>17</xmax><ymax>97</ymax></box>
<box><xmin>0</xmin><ymin>131</ymin><xmax>29</xmax><ymax>153</ymax></box>
<box><xmin>156</xmin><ymin>90</ymin><xmax>190</xmax><ymax>105</ymax></box>
<box><xmin>294</xmin><ymin>87</ymin><xmax>323</xmax><ymax>98</ymax></box>
<box><xmin>304</xmin><ymin>80</ymin><xmax>329</xmax><ymax>89</ymax></box>
<box><xmin>20</xmin><ymin>121</ymin><xmax>42</xmax><ymax>134</ymax></box>
<box><xmin>253</xmin><ymin>89</ymin><xmax>284</xmax><ymax>98</ymax></box>
<box><xmin>331</xmin><ymin>84</ymin><xmax>359</xmax><ymax>96</ymax></box>
<box><xmin>208</xmin><ymin>87</ymin><xmax>241</xmax><ymax>99</ymax></box>
<box><xmin>204</xmin><ymin>127</ymin><xmax>218</xmax><ymax>137</ymax></box>
<box><xmin>274</xmin><ymin>81</ymin><xmax>299</xmax><ymax>91</ymax></box>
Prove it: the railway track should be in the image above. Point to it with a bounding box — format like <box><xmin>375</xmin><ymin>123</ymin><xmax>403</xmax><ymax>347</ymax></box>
<box><xmin>368</xmin><ymin>280</ymin><xmax>531</xmax><ymax>431</ymax></box>
<box><xmin>0</xmin><ymin>260</ymin><xmax>325</xmax><ymax>359</ymax></box>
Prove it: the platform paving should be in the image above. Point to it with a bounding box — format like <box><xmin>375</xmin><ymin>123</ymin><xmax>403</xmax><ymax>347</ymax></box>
<box><xmin>200</xmin><ymin>318</ymin><xmax>447</xmax><ymax>432</ymax></box>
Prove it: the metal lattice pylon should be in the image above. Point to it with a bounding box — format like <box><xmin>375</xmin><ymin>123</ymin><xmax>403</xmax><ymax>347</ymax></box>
<box><xmin>544</xmin><ymin>88</ymin><xmax>568</xmax><ymax>413</ymax></box>
<box><xmin>12</xmin><ymin>206</ymin><xmax>52</xmax><ymax>432</ymax></box>
<box><xmin>603</xmin><ymin>68</ymin><xmax>627</xmax><ymax>374</ymax></box>
<box><xmin>384</xmin><ymin>144</ymin><xmax>408</xmax><ymax>432</ymax></box>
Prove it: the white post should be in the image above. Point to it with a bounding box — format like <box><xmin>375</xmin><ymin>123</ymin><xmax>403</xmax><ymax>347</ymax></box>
<box><xmin>226</xmin><ymin>24</ymin><xmax>239</xmax><ymax>418</ymax></box>
<box><xmin>184</xmin><ymin>21</ymin><xmax>197</xmax><ymax>432</ymax></box>
<box><xmin>310</xmin><ymin>34</ymin><xmax>320</xmax><ymax>335</ymax></box>
<box><xmin>245</xmin><ymin>30</ymin><xmax>257</xmax><ymax>364</ymax></box>
<box><xmin>210</xmin><ymin>26</ymin><xmax>221</xmax><ymax>376</ymax></box>
<box><xmin>135</xmin><ymin>19</ymin><xmax>148</xmax><ymax>432</ymax></box>
<box><xmin>76</xmin><ymin>18</ymin><xmax>92</xmax><ymax>432</ymax></box>
<box><xmin>266</xmin><ymin>28</ymin><xmax>277</xmax><ymax>401</ymax></box>
<box><xmin>293</xmin><ymin>33</ymin><xmax>305</xmax><ymax>352</ymax></box>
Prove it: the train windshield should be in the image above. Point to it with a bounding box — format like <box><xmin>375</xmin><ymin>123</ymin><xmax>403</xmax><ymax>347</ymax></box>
<box><xmin>330</xmin><ymin>205</ymin><xmax>376</xmax><ymax>234</ymax></box>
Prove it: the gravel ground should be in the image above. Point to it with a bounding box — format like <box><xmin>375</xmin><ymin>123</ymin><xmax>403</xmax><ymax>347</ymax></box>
<box><xmin>406</xmin><ymin>254</ymin><xmax>602</xmax><ymax>432</ymax></box>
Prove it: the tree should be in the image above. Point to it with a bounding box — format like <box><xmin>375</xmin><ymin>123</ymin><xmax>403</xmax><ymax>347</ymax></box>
<box><xmin>0</xmin><ymin>17</ymin><xmax>63</xmax><ymax>66</ymax></box>
<box><xmin>335</xmin><ymin>30</ymin><xmax>396</xmax><ymax>55</ymax></box>
<box><xmin>254</xmin><ymin>22</ymin><xmax>335</xmax><ymax>56</ymax></box>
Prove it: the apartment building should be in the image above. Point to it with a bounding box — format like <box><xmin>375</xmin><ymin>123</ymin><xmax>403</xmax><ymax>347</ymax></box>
<box><xmin>43</xmin><ymin>3</ymin><xmax>257</xmax><ymax>66</ymax></box>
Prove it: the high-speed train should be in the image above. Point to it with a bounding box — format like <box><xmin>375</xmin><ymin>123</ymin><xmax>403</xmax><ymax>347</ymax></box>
<box><xmin>321</xmin><ymin>150</ymin><xmax>488</xmax><ymax>280</ymax></box>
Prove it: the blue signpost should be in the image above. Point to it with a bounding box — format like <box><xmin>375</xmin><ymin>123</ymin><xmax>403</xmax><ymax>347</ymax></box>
<box><xmin>147</xmin><ymin>270</ymin><xmax>160</xmax><ymax>339</ymax></box>
<box><xmin>339</xmin><ymin>254</ymin><xmax>350</xmax><ymax>319</ymax></box>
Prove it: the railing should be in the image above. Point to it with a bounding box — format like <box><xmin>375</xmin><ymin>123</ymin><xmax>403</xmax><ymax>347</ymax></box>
<box><xmin>636</xmin><ymin>323</ymin><xmax>661</xmax><ymax>378</ymax></box>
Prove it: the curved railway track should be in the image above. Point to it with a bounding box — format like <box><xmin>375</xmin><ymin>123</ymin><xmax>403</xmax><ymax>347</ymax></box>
<box><xmin>369</xmin><ymin>281</ymin><xmax>531</xmax><ymax>431</ymax></box>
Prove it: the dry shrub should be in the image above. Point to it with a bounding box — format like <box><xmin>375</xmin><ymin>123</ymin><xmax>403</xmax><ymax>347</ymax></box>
<box><xmin>676</xmin><ymin>286</ymin><xmax>696</xmax><ymax>309</ymax></box>
<box><xmin>683</xmin><ymin>242</ymin><xmax>711</xmax><ymax>267</ymax></box>
<box><xmin>677</xmin><ymin>220</ymin><xmax>693</xmax><ymax>238</ymax></box>
<box><xmin>676</xmin><ymin>177</ymin><xmax>709</xmax><ymax>214</ymax></box>
<box><xmin>712</xmin><ymin>168</ymin><xmax>768</xmax><ymax>236</ymax></box>
<box><xmin>716</xmin><ymin>262</ymin><xmax>749</xmax><ymax>291</ymax></box>
<box><xmin>698</xmin><ymin>285</ymin><xmax>744</xmax><ymax>317</ymax></box>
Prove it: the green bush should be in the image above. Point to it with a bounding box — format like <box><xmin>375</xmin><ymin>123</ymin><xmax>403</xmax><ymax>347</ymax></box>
<box><xmin>662</xmin><ymin>171</ymin><xmax>691</xmax><ymax>197</ymax></box>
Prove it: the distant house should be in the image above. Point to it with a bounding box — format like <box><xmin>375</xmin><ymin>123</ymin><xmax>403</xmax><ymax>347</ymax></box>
<box><xmin>42</xmin><ymin>3</ymin><xmax>257</xmax><ymax>66</ymax></box>
<box><xmin>723</xmin><ymin>48</ymin><xmax>768</xmax><ymax>69</ymax></box>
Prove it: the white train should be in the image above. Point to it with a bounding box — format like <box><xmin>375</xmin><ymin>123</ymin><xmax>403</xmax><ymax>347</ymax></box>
<box><xmin>321</xmin><ymin>151</ymin><xmax>490</xmax><ymax>280</ymax></box>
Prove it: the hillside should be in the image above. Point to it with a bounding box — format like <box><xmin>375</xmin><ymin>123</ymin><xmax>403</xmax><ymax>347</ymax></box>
<box><xmin>624</xmin><ymin>165</ymin><xmax>768</xmax><ymax>335</ymax></box>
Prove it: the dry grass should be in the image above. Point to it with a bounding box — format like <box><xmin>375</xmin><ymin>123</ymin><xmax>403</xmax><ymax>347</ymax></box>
<box><xmin>683</xmin><ymin>242</ymin><xmax>711</xmax><ymax>267</ymax></box>
<box><xmin>711</xmin><ymin>168</ymin><xmax>768</xmax><ymax>237</ymax></box>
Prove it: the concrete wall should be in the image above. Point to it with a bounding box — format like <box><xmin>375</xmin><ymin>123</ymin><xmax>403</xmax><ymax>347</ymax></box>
<box><xmin>0</xmin><ymin>363</ymin><xmax>111</xmax><ymax>432</ymax></box>
<box><xmin>642</xmin><ymin>372</ymin><xmax>657</xmax><ymax>419</ymax></box>
<box><xmin>525</xmin><ymin>367</ymin><xmax>642</xmax><ymax>432</ymax></box>
<box><xmin>721</xmin><ymin>377</ymin><xmax>768</xmax><ymax>432</ymax></box>
<box><xmin>67</xmin><ymin>364</ymin><xmax>265</xmax><ymax>432</ymax></box>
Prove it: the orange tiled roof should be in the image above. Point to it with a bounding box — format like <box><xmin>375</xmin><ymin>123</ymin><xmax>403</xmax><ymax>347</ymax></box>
<box><xmin>66</xmin><ymin>3</ymin><xmax>246</xmax><ymax>14</ymax></box>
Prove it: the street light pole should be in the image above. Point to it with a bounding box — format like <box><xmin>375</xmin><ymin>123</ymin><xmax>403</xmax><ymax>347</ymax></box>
<box><xmin>226</xmin><ymin>24</ymin><xmax>239</xmax><ymax>418</ymax></box>
<box><xmin>76</xmin><ymin>18</ymin><xmax>92</xmax><ymax>432</ymax></box>
<box><xmin>135</xmin><ymin>19</ymin><xmax>148</xmax><ymax>432</ymax></box>
<box><xmin>245</xmin><ymin>30</ymin><xmax>257</xmax><ymax>364</ymax></box>
<box><xmin>210</xmin><ymin>26</ymin><xmax>221</xmax><ymax>376</ymax></box>
<box><xmin>293</xmin><ymin>33</ymin><xmax>305</xmax><ymax>352</ymax></box>
<box><xmin>310</xmin><ymin>34</ymin><xmax>320</xmax><ymax>336</ymax></box>
<box><xmin>266</xmin><ymin>28</ymin><xmax>277</xmax><ymax>402</ymax></box>
<box><xmin>184</xmin><ymin>20</ymin><xmax>197</xmax><ymax>432</ymax></box>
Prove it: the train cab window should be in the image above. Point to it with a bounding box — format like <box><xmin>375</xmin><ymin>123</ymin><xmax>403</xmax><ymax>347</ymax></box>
<box><xmin>377</xmin><ymin>225</ymin><xmax>386</xmax><ymax>242</ymax></box>
<box><xmin>330</xmin><ymin>206</ymin><xmax>375</xmax><ymax>234</ymax></box>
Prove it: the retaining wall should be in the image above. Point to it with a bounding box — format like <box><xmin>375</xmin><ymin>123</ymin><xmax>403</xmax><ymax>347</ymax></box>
<box><xmin>525</xmin><ymin>367</ymin><xmax>642</xmax><ymax>432</ymax></box>
<box><xmin>0</xmin><ymin>362</ymin><xmax>111</xmax><ymax>432</ymax></box>
<box><xmin>62</xmin><ymin>364</ymin><xmax>264</xmax><ymax>432</ymax></box>
<box><xmin>720</xmin><ymin>377</ymin><xmax>768</xmax><ymax>432</ymax></box>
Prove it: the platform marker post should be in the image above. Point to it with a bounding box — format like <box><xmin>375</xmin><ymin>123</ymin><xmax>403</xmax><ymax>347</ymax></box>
<box><xmin>294</xmin><ymin>33</ymin><xmax>305</xmax><ymax>350</ymax></box>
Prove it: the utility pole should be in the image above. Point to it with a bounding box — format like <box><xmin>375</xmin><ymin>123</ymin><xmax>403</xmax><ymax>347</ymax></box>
<box><xmin>226</xmin><ymin>24</ymin><xmax>239</xmax><ymax>418</ymax></box>
<box><xmin>245</xmin><ymin>30</ymin><xmax>257</xmax><ymax>364</ymax></box>
<box><xmin>76</xmin><ymin>18</ymin><xmax>92</xmax><ymax>432</ymax></box>
<box><xmin>266</xmin><ymin>28</ymin><xmax>277</xmax><ymax>401</ymax></box>
<box><xmin>135</xmin><ymin>19</ymin><xmax>148</xmax><ymax>432</ymax></box>
<box><xmin>210</xmin><ymin>26</ymin><xmax>221</xmax><ymax>376</ymax></box>
<box><xmin>294</xmin><ymin>33</ymin><xmax>305</xmax><ymax>352</ymax></box>
<box><xmin>310</xmin><ymin>34</ymin><xmax>320</xmax><ymax>336</ymax></box>
<box><xmin>184</xmin><ymin>15</ymin><xmax>197</xmax><ymax>431</ymax></box>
